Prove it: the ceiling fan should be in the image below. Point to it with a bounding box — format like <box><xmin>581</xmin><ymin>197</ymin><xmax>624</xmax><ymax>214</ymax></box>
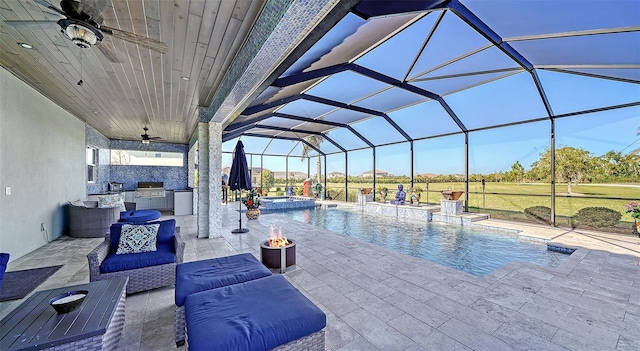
<box><xmin>5</xmin><ymin>0</ymin><xmax>167</xmax><ymax>63</ymax></box>
<box><xmin>141</xmin><ymin>127</ymin><xmax>161</xmax><ymax>144</ymax></box>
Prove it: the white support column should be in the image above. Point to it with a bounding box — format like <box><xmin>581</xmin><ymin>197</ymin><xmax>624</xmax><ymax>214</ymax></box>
<box><xmin>208</xmin><ymin>122</ymin><xmax>222</xmax><ymax>238</ymax></box>
<box><xmin>197</xmin><ymin>122</ymin><xmax>209</xmax><ymax>239</ymax></box>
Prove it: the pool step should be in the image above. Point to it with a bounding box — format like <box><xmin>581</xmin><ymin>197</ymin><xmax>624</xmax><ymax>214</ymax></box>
<box><xmin>431</xmin><ymin>212</ymin><xmax>490</xmax><ymax>226</ymax></box>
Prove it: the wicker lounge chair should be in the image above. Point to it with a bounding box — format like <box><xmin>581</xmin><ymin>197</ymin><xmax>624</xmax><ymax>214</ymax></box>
<box><xmin>87</xmin><ymin>219</ymin><xmax>185</xmax><ymax>294</ymax></box>
<box><xmin>69</xmin><ymin>201</ymin><xmax>136</xmax><ymax>238</ymax></box>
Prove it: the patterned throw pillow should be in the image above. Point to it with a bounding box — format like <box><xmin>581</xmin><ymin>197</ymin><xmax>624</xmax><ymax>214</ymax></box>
<box><xmin>116</xmin><ymin>224</ymin><xmax>160</xmax><ymax>254</ymax></box>
<box><xmin>69</xmin><ymin>199</ymin><xmax>87</xmax><ymax>207</ymax></box>
<box><xmin>98</xmin><ymin>194</ymin><xmax>126</xmax><ymax>211</ymax></box>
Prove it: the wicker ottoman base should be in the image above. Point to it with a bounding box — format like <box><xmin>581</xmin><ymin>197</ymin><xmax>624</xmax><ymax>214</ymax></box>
<box><xmin>175</xmin><ymin>305</ymin><xmax>186</xmax><ymax>346</ymax></box>
<box><xmin>272</xmin><ymin>329</ymin><xmax>325</xmax><ymax>351</ymax></box>
<box><xmin>186</xmin><ymin>328</ymin><xmax>325</xmax><ymax>351</ymax></box>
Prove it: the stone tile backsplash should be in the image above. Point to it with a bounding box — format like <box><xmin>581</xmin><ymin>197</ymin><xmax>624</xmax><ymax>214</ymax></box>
<box><xmin>110</xmin><ymin>165</ymin><xmax>188</xmax><ymax>191</ymax></box>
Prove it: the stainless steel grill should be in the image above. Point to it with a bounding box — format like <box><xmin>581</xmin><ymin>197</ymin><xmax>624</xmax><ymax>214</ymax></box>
<box><xmin>136</xmin><ymin>182</ymin><xmax>166</xmax><ymax>198</ymax></box>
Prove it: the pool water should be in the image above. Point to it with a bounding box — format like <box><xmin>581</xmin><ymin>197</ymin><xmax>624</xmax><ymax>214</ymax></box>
<box><xmin>277</xmin><ymin>207</ymin><xmax>568</xmax><ymax>276</ymax></box>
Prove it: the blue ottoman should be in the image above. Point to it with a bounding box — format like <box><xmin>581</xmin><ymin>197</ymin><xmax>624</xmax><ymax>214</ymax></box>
<box><xmin>174</xmin><ymin>254</ymin><xmax>272</xmax><ymax>346</ymax></box>
<box><xmin>119</xmin><ymin>210</ymin><xmax>161</xmax><ymax>223</ymax></box>
<box><xmin>185</xmin><ymin>275</ymin><xmax>326</xmax><ymax>351</ymax></box>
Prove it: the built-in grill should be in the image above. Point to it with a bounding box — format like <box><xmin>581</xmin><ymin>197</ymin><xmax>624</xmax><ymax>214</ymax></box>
<box><xmin>135</xmin><ymin>182</ymin><xmax>166</xmax><ymax>198</ymax></box>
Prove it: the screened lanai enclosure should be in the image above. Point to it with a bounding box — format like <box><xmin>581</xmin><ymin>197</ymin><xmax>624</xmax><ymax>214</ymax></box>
<box><xmin>216</xmin><ymin>0</ymin><xmax>639</xmax><ymax>232</ymax></box>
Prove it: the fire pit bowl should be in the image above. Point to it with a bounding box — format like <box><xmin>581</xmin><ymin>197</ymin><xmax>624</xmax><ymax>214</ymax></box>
<box><xmin>441</xmin><ymin>190</ymin><xmax>464</xmax><ymax>201</ymax></box>
<box><xmin>260</xmin><ymin>240</ymin><xmax>296</xmax><ymax>273</ymax></box>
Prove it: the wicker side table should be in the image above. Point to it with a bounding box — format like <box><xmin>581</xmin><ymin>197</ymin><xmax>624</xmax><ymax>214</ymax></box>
<box><xmin>0</xmin><ymin>278</ymin><xmax>128</xmax><ymax>351</ymax></box>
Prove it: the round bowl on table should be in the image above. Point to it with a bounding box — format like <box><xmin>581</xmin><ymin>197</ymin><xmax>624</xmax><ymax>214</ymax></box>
<box><xmin>49</xmin><ymin>290</ymin><xmax>88</xmax><ymax>314</ymax></box>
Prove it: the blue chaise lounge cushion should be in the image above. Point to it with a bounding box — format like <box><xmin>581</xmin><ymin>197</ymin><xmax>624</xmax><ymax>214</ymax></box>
<box><xmin>175</xmin><ymin>253</ymin><xmax>272</xmax><ymax>307</ymax></box>
<box><xmin>185</xmin><ymin>275</ymin><xmax>326</xmax><ymax>351</ymax></box>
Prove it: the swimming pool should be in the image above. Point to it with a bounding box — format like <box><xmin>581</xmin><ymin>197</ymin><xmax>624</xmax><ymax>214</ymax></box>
<box><xmin>276</xmin><ymin>207</ymin><xmax>568</xmax><ymax>276</ymax></box>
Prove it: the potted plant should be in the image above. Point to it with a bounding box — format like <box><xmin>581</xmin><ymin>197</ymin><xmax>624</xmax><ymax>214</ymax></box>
<box><xmin>625</xmin><ymin>201</ymin><xmax>640</xmax><ymax>236</ymax></box>
<box><xmin>379</xmin><ymin>187</ymin><xmax>388</xmax><ymax>202</ymax></box>
<box><xmin>410</xmin><ymin>188</ymin><xmax>421</xmax><ymax>206</ymax></box>
<box><xmin>243</xmin><ymin>188</ymin><xmax>262</xmax><ymax>219</ymax></box>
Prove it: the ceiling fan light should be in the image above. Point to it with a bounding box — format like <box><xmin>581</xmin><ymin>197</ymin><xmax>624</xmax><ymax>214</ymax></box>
<box><xmin>142</xmin><ymin>139</ymin><xmax>150</xmax><ymax>145</ymax></box>
<box><xmin>65</xmin><ymin>24</ymin><xmax>98</xmax><ymax>49</ymax></box>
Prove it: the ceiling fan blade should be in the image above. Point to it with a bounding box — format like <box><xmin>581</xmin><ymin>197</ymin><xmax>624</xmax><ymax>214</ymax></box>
<box><xmin>95</xmin><ymin>40</ymin><xmax>125</xmax><ymax>63</ymax></box>
<box><xmin>59</xmin><ymin>0</ymin><xmax>103</xmax><ymax>24</ymax></box>
<box><xmin>33</xmin><ymin>0</ymin><xmax>66</xmax><ymax>16</ymax></box>
<box><xmin>74</xmin><ymin>1</ymin><xmax>104</xmax><ymax>24</ymax></box>
<box><xmin>81</xmin><ymin>0</ymin><xmax>111</xmax><ymax>16</ymax></box>
<box><xmin>3</xmin><ymin>20</ymin><xmax>59</xmax><ymax>29</ymax></box>
<box><xmin>59</xmin><ymin>0</ymin><xmax>81</xmax><ymax>18</ymax></box>
<box><xmin>100</xmin><ymin>25</ymin><xmax>168</xmax><ymax>54</ymax></box>
<box><xmin>149</xmin><ymin>137</ymin><xmax>162</xmax><ymax>140</ymax></box>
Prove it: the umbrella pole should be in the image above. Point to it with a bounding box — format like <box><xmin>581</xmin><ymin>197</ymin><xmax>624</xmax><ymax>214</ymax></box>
<box><xmin>232</xmin><ymin>189</ymin><xmax>249</xmax><ymax>234</ymax></box>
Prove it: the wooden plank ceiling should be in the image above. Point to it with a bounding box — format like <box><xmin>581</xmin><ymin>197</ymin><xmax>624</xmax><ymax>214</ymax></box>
<box><xmin>0</xmin><ymin>0</ymin><xmax>265</xmax><ymax>144</ymax></box>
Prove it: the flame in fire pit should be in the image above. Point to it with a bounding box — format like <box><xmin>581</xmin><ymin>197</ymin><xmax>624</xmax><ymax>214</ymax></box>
<box><xmin>269</xmin><ymin>224</ymin><xmax>290</xmax><ymax>247</ymax></box>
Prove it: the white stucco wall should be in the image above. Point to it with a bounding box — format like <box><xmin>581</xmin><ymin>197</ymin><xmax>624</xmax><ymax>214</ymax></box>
<box><xmin>0</xmin><ymin>68</ymin><xmax>86</xmax><ymax>261</ymax></box>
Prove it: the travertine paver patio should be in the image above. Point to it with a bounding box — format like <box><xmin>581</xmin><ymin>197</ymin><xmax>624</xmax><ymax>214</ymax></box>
<box><xmin>1</xmin><ymin>203</ymin><xmax>639</xmax><ymax>351</ymax></box>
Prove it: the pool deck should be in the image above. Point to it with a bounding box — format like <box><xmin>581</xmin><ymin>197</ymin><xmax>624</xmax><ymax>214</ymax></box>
<box><xmin>1</xmin><ymin>201</ymin><xmax>639</xmax><ymax>350</ymax></box>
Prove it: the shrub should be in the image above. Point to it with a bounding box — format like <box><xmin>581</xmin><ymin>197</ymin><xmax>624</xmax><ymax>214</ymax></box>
<box><xmin>574</xmin><ymin>207</ymin><xmax>621</xmax><ymax>228</ymax></box>
<box><xmin>347</xmin><ymin>189</ymin><xmax>359</xmax><ymax>202</ymax></box>
<box><xmin>524</xmin><ymin>206</ymin><xmax>552</xmax><ymax>224</ymax></box>
<box><xmin>276</xmin><ymin>187</ymin><xmax>282</xmax><ymax>192</ymax></box>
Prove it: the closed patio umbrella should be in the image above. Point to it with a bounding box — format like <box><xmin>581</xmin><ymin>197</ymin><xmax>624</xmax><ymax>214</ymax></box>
<box><xmin>228</xmin><ymin>140</ymin><xmax>251</xmax><ymax>233</ymax></box>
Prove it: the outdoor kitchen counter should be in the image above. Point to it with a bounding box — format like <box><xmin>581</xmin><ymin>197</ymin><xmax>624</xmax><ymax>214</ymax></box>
<box><xmin>87</xmin><ymin>191</ymin><xmax>174</xmax><ymax>211</ymax></box>
<box><xmin>173</xmin><ymin>190</ymin><xmax>193</xmax><ymax>216</ymax></box>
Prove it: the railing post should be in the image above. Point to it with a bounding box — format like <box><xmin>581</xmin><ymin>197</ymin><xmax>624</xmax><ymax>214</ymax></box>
<box><xmin>464</xmin><ymin>132</ymin><xmax>469</xmax><ymax>212</ymax></box>
<box><xmin>551</xmin><ymin>118</ymin><xmax>556</xmax><ymax>226</ymax></box>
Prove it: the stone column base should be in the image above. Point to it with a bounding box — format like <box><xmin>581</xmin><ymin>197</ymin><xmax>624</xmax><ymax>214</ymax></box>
<box><xmin>357</xmin><ymin>194</ymin><xmax>373</xmax><ymax>206</ymax></box>
<box><xmin>440</xmin><ymin>200</ymin><xmax>463</xmax><ymax>215</ymax></box>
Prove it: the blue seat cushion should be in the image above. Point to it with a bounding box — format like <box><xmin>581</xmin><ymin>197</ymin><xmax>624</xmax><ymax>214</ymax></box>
<box><xmin>185</xmin><ymin>275</ymin><xmax>326</xmax><ymax>351</ymax></box>
<box><xmin>0</xmin><ymin>253</ymin><xmax>10</xmax><ymax>291</ymax></box>
<box><xmin>110</xmin><ymin>219</ymin><xmax>176</xmax><ymax>252</ymax></box>
<box><xmin>175</xmin><ymin>253</ymin><xmax>272</xmax><ymax>306</ymax></box>
<box><xmin>100</xmin><ymin>244</ymin><xmax>176</xmax><ymax>273</ymax></box>
<box><xmin>119</xmin><ymin>210</ymin><xmax>161</xmax><ymax>223</ymax></box>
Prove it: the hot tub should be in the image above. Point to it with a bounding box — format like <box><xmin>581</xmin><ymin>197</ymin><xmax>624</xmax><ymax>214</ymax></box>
<box><xmin>261</xmin><ymin>196</ymin><xmax>317</xmax><ymax>211</ymax></box>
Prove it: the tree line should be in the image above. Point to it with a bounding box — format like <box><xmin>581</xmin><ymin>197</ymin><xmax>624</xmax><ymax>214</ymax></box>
<box><xmin>257</xmin><ymin>146</ymin><xmax>639</xmax><ymax>194</ymax></box>
<box><xmin>496</xmin><ymin>147</ymin><xmax>639</xmax><ymax>193</ymax></box>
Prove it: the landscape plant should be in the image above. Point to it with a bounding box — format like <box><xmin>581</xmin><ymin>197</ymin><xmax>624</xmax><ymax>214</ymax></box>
<box><xmin>524</xmin><ymin>206</ymin><xmax>552</xmax><ymax>224</ymax></box>
<box><xmin>573</xmin><ymin>207</ymin><xmax>621</xmax><ymax>228</ymax></box>
<box><xmin>626</xmin><ymin>201</ymin><xmax>640</xmax><ymax>219</ymax></box>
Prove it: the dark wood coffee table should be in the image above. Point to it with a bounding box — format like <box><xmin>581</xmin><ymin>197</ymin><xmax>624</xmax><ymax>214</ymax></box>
<box><xmin>0</xmin><ymin>277</ymin><xmax>128</xmax><ymax>351</ymax></box>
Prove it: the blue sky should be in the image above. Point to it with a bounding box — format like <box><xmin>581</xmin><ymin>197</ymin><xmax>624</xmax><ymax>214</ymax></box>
<box><xmin>222</xmin><ymin>2</ymin><xmax>640</xmax><ymax>178</ymax></box>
